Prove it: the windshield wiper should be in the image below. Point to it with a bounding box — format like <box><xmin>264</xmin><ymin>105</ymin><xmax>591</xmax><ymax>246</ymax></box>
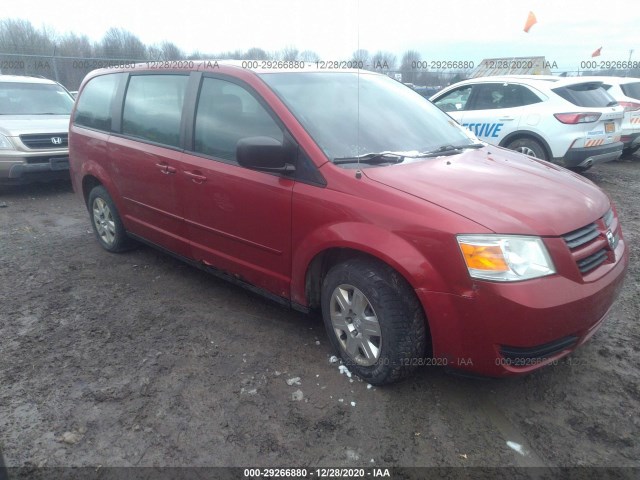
<box><xmin>333</xmin><ymin>152</ymin><xmax>407</xmax><ymax>165</ymax></box>
<box><xmin>419</xmin><ymin>143</ymin><xmax>484</xmax><ymax>157</ymax></box>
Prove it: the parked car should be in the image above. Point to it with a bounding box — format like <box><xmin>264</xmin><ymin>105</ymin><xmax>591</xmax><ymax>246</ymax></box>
<box><xmin>0</xmin><ymin>75</ymin><xmax>74</xmax><ymax>184</ymax></box>
<box><xmin>575</xmin><ymin>76</ymin><xmax>640</xmax><ymax>154</ymax></box>
<box><xmin>430</xmin><ymin>75</ymin><xmax>625</xmax><ymax>170</ymax></box>
<box><xmin>69</xmin><ymin>63</ymin><xmax>628</xmax><ymax>384</ymax></box>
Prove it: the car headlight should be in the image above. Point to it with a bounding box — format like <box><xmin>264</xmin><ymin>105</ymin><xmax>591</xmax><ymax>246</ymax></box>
<box><xmin>0</xmin><ymin>134</ymin><xmax>15</xmax><ymax>150</ymax></box>
<box><xmin>457</xmin><ymin>235</ymin><xmax>555</xmax><ymax>282</ymax></box>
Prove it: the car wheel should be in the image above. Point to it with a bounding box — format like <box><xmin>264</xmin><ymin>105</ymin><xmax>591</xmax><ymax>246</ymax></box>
<box><xmin>506</xmin><ymin>138</ymin><xmax>547</xmax><ymax>160</ymax></box>
<box><xmin>88</xmin><ymin>185</ymin><xmax>134</xmax><ymax>252</ymax></box>
<box><xmin>623</xmin><ymin>145</ymin><xmax>640</xmax><ymax>157</ymax></box>
<box><xmin>321</xmin><ymin>258</ymin><xmax>427</xmax><ymax>385</ymax></box>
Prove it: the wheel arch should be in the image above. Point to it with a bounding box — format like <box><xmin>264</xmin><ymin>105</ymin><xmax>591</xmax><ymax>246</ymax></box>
<box><xmin>303</xmin><ymin>246</ymin><xmax>434</xmax><ymax>355</ymax></box>
<box><xmin>499</xmin><ymin>130</ymin><xmax>553</xmax><ymax>160</ymax></box>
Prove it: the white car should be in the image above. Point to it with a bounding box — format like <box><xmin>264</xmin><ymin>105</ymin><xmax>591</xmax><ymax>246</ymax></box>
<box><xmin>430</xmin><ymin>75</ymin><xmax>625</xmax><ymax>170</ymax></box>
<box><xmin>576</xmin><ymin>76</ymin><xmax>640</xmax><ymax>154</ymax></box>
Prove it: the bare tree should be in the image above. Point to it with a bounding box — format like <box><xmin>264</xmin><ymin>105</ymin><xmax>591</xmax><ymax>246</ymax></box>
<box><xmin>351</xmin><ymin>49</ymin><xmax>370</xmax><ymax>68</ymax></box>
<box><xmin>244</xmin><ymin>47</ymin><xmax>269</xmax><ymax>60</ymax></box>
<box><xmin>370</xmin><ymin>51</ymin><xmax>396</xmax><ymax>74</ymax></box>
<box><xmin>400</xmin><ymin>49</ymin><xmax>421</xmax><ymax>85</ymax></box>
<box><xmin>280</xmin><ymin>46</ymin><xmax>299</xmax><ymax>61</ymax></box>
<box><xmin>0</xmin><ymin>18</ymin><xmax>53</xmax><ymax>54</ymax></box>
<box><xmin>161</xmin><ymin>41</ymin><xmax>183</xmax><ymax>60</ymax></box>
<box><xmin>299</xmin><ymin>50</ymin><xmax>320</xmax><ymax>62</ymax></box>
<box><xmin>98</xmin><ymin>28</ymin><xmax>146</xmax><ymax>60</ymax></box>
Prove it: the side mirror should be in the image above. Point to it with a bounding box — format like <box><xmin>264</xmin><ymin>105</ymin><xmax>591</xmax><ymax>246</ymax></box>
<box><xmin>236</xmin><ymin>136</ymin><xmax>295</xmax><ymax>174</ymax></box>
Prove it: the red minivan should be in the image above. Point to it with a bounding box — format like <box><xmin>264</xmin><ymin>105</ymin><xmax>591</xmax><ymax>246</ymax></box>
<box><xmin>69</xmin><ymin>62</ymin><xmax>629</xmax><ymax>385</ymax></box>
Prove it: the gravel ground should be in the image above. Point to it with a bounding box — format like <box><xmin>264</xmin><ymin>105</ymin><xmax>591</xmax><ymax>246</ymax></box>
<box><xmin>0</xmin><ymin>156</ymin><xmax>638</xmax><ymax>476</ymax></box>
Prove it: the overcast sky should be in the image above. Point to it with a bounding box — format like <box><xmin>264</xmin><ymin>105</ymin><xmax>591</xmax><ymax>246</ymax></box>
<box><xmin>4</xmin><ymin>0</ymin><xmax>638</xmax><ymax>70</ymax></box>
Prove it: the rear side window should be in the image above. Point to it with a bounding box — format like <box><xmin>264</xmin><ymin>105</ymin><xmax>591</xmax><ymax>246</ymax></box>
<box><xmin>469</xmin><ymin>84</ymin><xmax>542</xmax><ymax>110</ymax></box>
<box><xmin>74</xmin><ymin>74</ymin><xmax>123</xmax><ymax>131</ymax></box>
<box><xmin>621</xmin><ymin>82</ymin><xmax>640</xmax><ymax>100</ymax></box>
<box><xmin>552</xmin><ymin>83</ymin><xmax>616</xmax><ymax>107</ymax></box>
<box><xmin>122</xmin><ymin>75</ymin><xmax>189</xmax><ymax>147</ymax></box>
<box><xmin>194</xmin><ymin>77</ymin><xmax>283</xmax><ymax>163</ymax></box>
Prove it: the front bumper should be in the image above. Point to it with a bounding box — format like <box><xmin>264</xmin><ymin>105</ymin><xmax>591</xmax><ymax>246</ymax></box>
<box><xmin>416</xmin><ymin>237</ymin><xmax>629</xmax><ymax>377</ymax></box>
<box><xmin>559</xmin><ymin>141</ymin><xmax>623</xmax><ymax>169</ymax></box>
<box><xmin>0</xmin><ymin>154</ymin><xmax>70</xmax><ymax>184</ymax></box>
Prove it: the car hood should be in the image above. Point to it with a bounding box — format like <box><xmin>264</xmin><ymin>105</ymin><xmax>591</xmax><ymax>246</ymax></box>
<box><xmin>0</xmin><ymin>115</ymin><xmax>70</xmax><ymax>136</ymax></box>
<box><xmin>363</xmin><ymin>147</ymin><xmax>610</xmax><ymax>236</ymax></box>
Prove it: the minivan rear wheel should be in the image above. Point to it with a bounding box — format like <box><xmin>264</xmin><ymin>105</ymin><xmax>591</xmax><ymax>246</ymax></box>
<box><xmin>321</xmin><ymin>258</ymin><xmax>427</xmax><ymax>385</ymax></box>
<box><xmin>88</xmin><ymin>185</ymin><xmax>134</xmax><ymax>252</ymax></box>
<box><xmin>506</xmin><ymin>138</ymin><xmax>547</xmax><ymax>160</ymax></box>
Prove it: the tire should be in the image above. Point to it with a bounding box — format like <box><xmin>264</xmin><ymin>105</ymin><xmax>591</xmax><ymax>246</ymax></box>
<box><xmin>623</xmin><ymin>145</ymin><xmax>640</xmax><ymax>157</ymax></box>
<box><xmin>506</xmin><ymin>137</ymin><xmax>547</xmax><ymax>160</ymax></box>
<box><xmin>87</xmin><ymin>185</ymin><xmax>134</xmax><ymax>252</ymax></box>
<box><xmin>321</xmin><ymin>258</ymin><xmax>427</xmax><ymax>385</ymax></box>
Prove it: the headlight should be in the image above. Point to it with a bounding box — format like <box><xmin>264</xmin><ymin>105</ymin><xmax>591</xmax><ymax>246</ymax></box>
<box><xmin>0</xmin><ymin>134</ymin><xmax>14</xmax><ymax>150</ymax></box>
<box><xmin>457</xmin><ymin>235</ymin><xmax>555</xmax><ymax>282</ymax></box>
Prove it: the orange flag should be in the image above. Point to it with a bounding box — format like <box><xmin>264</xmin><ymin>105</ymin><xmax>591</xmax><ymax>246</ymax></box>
<box><xmin>591</xmin><ymin>47</ymin><xmax>602</xmax><ymax>57</ymax></box>
<box><xmin>523</xmin><ymin>11</ymin><xmax>537</xmax><ymax>33</ymax></box>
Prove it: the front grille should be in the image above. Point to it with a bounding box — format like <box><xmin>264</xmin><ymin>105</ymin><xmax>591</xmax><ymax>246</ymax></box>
<box><xmin>562</xmin><ymin>223</ymin><xmax>599</xmax><ymax>249</ymax></box>
<box><xmin>20</xmin><ymin>133</ymin><xmax>68</xmax><ymax>149</ymax></box>
<box><xmin>562</xmin><ymin>210</ymin><xmax>618</xmax><ymax>275</ymax></box>
<box><xmin>577</xmin><ymin>249</ymin><xmax>608</xmax><ymax>273</ymax></box>
<box><xmin>500</xmin><ymin>335</ymin><xmax>579</xmax><ymax>364</ymax></box>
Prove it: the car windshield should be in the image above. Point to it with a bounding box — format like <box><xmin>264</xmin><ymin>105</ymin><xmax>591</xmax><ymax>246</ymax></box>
<box><xmin>260</xmin><ymin>72</ymin><xmax>475</xmax><ymax>163</ymax></box>
<box><xmin>0</xmin><ymin>82</ymin><xmax>74</xmax><ymax>115</ymax></box>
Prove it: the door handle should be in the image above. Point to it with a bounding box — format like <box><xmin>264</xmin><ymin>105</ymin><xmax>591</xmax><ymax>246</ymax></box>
<box><xmin>498</xmin><ymin>116</ymin><xmax>515</xmax><ymax>121</ymax></box>
<box><xmin>155</xmin><ymin>162</ymin><xmax>176</xmax><ymax>174</ymax></box>
<box><xmin>184</xmin><ymin>170</ymin><xmax>207</xmax><ymax>183</ymax></box>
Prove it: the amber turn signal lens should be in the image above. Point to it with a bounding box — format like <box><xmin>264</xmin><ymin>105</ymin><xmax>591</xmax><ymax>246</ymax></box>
<box><xmin>459</xmin><ymin>243</ymin><xmax>509</xmax><ymax>271</ymax></box>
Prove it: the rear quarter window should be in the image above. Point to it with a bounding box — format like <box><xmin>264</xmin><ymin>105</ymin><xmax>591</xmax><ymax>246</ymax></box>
<box><xmin>620</xmin><ymin>82</ymin><xmax>640</xmax><ymax>100</ymax></box>
<box><xmin>74</xmin><ymin>73</ymin><xmax>123</xmax><ymax>131</ymax></box>
<box><xmin>552</xmin><ymin>82</ymin><xmax>616</xmax><ymax>107</ymax></box>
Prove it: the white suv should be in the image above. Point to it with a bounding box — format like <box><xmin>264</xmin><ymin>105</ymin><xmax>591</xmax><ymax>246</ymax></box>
<box><xmin>576</xmin><ymin>76</ymin><xmax>640</xmax><ymax>154</ymax></box>
<box><xmin>430</xmin><ymin>75</ymin><xmax>625</xmax><ymax>170</ymax></box>
<box><xmin>0</xmin><ymin>75</ymin><xmax>74</xmax><ymax>184</ymax></box>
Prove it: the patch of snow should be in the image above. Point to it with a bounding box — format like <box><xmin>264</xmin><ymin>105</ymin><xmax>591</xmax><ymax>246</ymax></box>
<box><xmin>345</xmin><ymin>449</ymin><xmax>359</xmax><ymax>461</ymax></box>
<box><xmin>506</xmin><ymin>441</ymin><xmax>528</xmax><ymax>456</ymax></box>
<box><xmin>286</xmin><ymin>377</ymin><xmax>301</xmax><ymax>386</ymax></box>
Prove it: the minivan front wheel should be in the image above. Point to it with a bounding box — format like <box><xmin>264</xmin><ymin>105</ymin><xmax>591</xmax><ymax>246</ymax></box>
<box><xmin>88</xmin><ymin>185</ymin><xmax>133</xmax><ymax>252</ymax></box>
<box><xmin>321</xmin><ymin>258</ymin><xmax>427</xmax><ymax>385</ymax></box>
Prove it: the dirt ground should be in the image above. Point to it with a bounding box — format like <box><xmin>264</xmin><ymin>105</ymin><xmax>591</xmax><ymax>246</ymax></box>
<box><xmin>0</xmin><ymin>155</ymin><xmax>639</xmax><ymax>476</ymax></box>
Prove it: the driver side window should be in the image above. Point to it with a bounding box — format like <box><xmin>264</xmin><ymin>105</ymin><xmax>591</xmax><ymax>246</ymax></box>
<box><xmin>194</xmin><ymin>77</ymin><xmax>283</xmax><ymax>164</ymax></box>
<box><xmin>433</xmin><ymin>86</ymin><xmax>472</xmax><ymax>113</ymax></box>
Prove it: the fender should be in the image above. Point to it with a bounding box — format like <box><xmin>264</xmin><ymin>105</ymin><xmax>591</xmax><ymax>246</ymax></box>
<box><xmin>290</xmin><ymin>221</ymin><xmax>450</xmax><ymax>307</ymax></box>
<box><xmin>77</xmin><ymin>157</ymin><xmax>126</xmax><ymax>218</ymax></box>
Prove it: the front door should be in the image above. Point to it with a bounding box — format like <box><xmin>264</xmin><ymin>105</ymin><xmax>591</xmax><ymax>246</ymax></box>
<box><xmin>179</xmin><ymin>76</ymin><xmax>294</xmax><ymax>298</ymax></box>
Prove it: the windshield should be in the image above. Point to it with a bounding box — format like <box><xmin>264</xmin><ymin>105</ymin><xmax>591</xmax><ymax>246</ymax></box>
<box><xmin>260</xmin><ymin>72</ymin><xmax>475</xmax><ymax>162</ymax></box>
<box><xmin>0</xmin><ymin>82</ymin><xmax>74</xmax><ymax>115</ymax></box>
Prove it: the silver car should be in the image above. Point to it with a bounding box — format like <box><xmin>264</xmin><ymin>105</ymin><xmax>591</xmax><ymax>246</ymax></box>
<box><xmin>0</xmin><ymin>75</ymin><xmax>74</xmax><ymax>184</ymax></box>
